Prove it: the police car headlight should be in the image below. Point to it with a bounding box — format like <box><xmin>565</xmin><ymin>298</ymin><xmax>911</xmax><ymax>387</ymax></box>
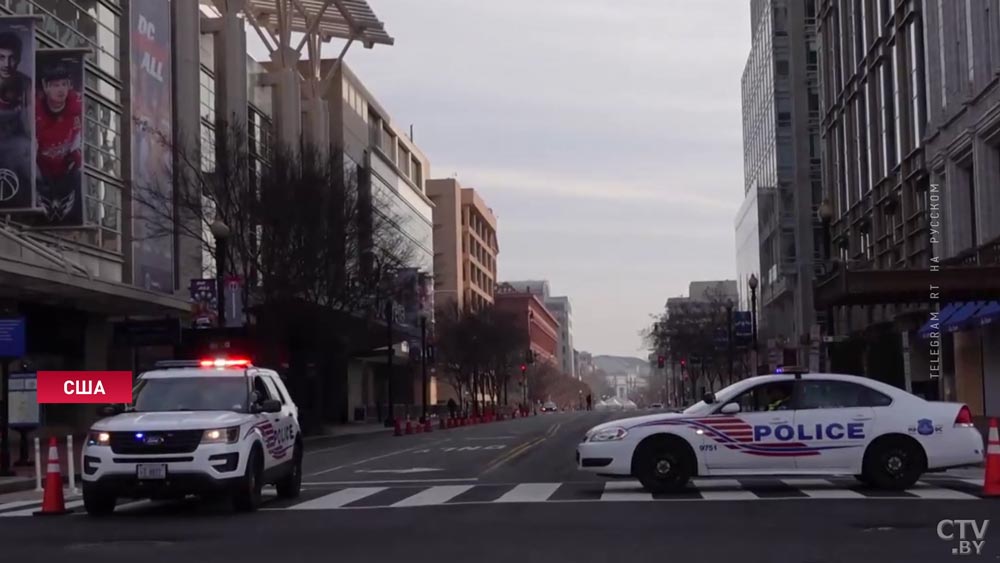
<box><xmin>202</xmin><ymin>426</ymin><xmax>240</xmax><ymax>444</ymax></box>
<box><xmin>589</xmin><ymin>427</ymin><xmax>628</xmax><ymax>442</ymax></box>
<box><xmin>87</xmin><ymin>432</ymin><xmax>110</xmax><ymax>446</ymax></box>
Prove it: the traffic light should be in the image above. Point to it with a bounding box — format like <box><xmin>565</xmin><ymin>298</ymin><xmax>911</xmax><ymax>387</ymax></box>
<box><xmin>680</xmin><ymin>358</ymin><xmax>687</xmax><ymax>368</ymax></box>
<box><xmin>520</xmin><ymin>364</ymin><xmax>527</xmax><ymax>373</ymax></box>
<box><xmin>657</xmin><ymin>355</ymin><xmax>665</xmax><ymax>369</ymax></box>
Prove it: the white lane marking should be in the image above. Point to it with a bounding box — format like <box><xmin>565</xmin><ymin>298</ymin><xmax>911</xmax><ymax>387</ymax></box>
<box><xmin>308</xmin><ymin>441</ymin><xmax>448</xmax><ymax>476</ymax></box>
<box><xmin>495</xmin><ymin>483</ymin><xmax>561</xmax><ymax>503</ymax></box>
<box><xmin>305</xmin><ymin>443</ymin><xmax>354</xmax><ymax>455</ymax></box>
<box><xmin>463</xmin><ymin>436</ymin><xmax>517</xmax><ymax>441</ymax></box>
<box><xmin>600</xmin><ymin>480</ymin><xmax>653</xmax><ymax>501</ymax></box>
<box><xmin>910</xmin><ymin>482</ymin><xmax>980</xmax><ymax>500</ymax></box>
<box><xmin>691</xmin><ymin>479</ymin><xmax>743</xmax><ymax>489</ymax></box>
<box><xmin>0</xmin><ymin>499</ymin><xmax>84</xmax><ymax>517</ymax></box>
<box><xmin>960</xmin><ymin>478</ymin><xmax>985</xmax><ymax>487</ymax></box>
<box><xmin>698</xmin><ymin>490</ymin><xmax>760</xmax><ymax>500</ymax></box>
<box><xmin>391</xmin><ymin>485</ymin><xmax>474</xmax><ymax>507</ymax></box>
<box><xmin>304</xmin><ymin>478</ymin><xmax>478</xmax><ymax>485</ymax></box>
<box><xmin>355</xmin><ymin>468</ymin><xmax>442</xmax><ymax>474</ymax></box>
<box><xmin>288</xmin><ymin>487</ymin><xmax>387</xmax><ymax>509</ymax></box>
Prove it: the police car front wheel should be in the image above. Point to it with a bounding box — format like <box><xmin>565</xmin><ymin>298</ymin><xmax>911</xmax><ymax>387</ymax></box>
<box><xmin>82</xmin><ymin>486</ymin><xmax>116</xmax><ymax>517</ymax></box>
<box><xmin>233</xmin><ymin>448</ymin><xmax>264</xmax><ymax>512</ymax></box>
<box><xmin>633</xmin><ymin>436</ymin><xmax>694</xmax><ymax>493</ymax></box>
<box><xmin>275</xmin><ymin>444</ymin><xmax>303</xmax><ymax>499</ymax></box>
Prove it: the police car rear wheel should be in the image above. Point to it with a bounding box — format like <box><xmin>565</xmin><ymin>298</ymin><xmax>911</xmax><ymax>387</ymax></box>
<box><xmin>865</xmin><ymin>437</ymin><xmax>925</xmax><ymax>490</ymax></box>
<box><xmin>635</xmin><ymin>439</ymin><xmax>692</xmax><ymax>493</ymax></box>
<box><xmin>233</xmin><ymin>449</ymin><xmax>264</xmax><ymax>512</ymax></box>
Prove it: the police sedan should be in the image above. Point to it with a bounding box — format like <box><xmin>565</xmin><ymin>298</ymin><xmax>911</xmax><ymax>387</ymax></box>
<box><xmin>577</xmin><ymin>370</ymin><xmax>984</xmax><ymax>493</ymax></box>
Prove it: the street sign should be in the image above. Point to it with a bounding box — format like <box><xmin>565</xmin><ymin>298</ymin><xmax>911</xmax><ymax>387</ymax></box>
<box><xmin>113</xmin><ymin>318</ymin><xmax>181</xmax><ymax>346</ymax></box>
<box><xmin>0</xmin><ymin>317</ymin><xmax>25</xmax><ymax>357</ymax></box>
<box><xmin>7</xmin><ymin>372</ymin><xmax>38</xmax><ymax>428</ymax></box>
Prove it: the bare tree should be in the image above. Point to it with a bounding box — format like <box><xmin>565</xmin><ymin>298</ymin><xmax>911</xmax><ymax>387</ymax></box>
<box><xmin>133</xmin><ymin>120</ymin><xmax>417</xmax><ymax>427</ymax></box>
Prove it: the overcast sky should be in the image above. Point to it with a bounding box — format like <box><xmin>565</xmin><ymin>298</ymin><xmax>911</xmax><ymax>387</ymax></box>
<box><xmin>317</xmin><ymin>0</ymin><xmax>751</xmax><ymax>358</ymax></box>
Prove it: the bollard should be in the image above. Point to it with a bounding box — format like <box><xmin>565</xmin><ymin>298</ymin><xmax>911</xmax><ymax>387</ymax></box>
<box><xmin>67</xmin><ymin>435</ymin><xmax>79</xmax><ymax>495</ymax></box>
<box><xmin>34</xmin><ymin>436</ymin><xmax>42</xmax><ymax>492</ymax></box>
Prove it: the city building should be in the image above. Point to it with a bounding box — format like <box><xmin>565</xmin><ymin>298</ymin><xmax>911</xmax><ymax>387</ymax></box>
<box><xmin>0</xmin><ymin>1</ymin><xmax>442</xmax><ymax>431</ymax></box>
<box><xmin>739</xmin><ymin>0</ymin><xmax>824</xmax><ymax>369</ymax></box>
<box><xmin>494</xmin><ymin>283</ymin><xmax>560</xmax><ymax>367</ymax></box>
<box><xmin>503</xmin><ymin>280</ymin><xmax>576</xmax><ymax>378</ymax></box>
<box><xmin>814</xmin><ymin>0</ymin><xmax>1000</xmax><ymax>419</ymax></box>
<box><xmin>426</xmin><ymin>178</ymin><xmax>498</xmax><ymax>313</ymax></box>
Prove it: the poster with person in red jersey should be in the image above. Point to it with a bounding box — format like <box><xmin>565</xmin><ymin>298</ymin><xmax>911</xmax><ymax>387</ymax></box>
<box><xmin>34</xmin><ymin>49</ymin><xmax>85</xmax><ymax>227</ymax></box>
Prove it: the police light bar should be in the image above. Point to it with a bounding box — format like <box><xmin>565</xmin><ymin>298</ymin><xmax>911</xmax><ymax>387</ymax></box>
<box><xmin>775</xmin><ymin>365</ymin><xmax>808</xmax><ymax>377</ymax></box>
<box><xmin>200</xmin><ymin>358</ymin><xmax>252</xmax><ymax>368</ymax></box>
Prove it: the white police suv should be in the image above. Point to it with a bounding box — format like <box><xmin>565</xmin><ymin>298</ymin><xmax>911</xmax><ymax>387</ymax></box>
<box><xmin>81</xmin><ymin>357</ymin><xmax>302</xmax><ymax>516</ymax></box>
<box><xmin>578</xmin><ymin>369</ymin><xmax>984</xmax><ymax>493</ymax></box>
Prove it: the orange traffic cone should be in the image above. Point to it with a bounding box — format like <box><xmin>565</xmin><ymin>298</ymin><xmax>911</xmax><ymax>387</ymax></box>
<box><xmin>984</xmin><ymin>418</ymin><xmax>1000</xmax><ymax>497</ymax></box>
<box><xmin>34</xmin><ymin>437</ymin><xmax>70</xmax><ymax>516</ymax></box>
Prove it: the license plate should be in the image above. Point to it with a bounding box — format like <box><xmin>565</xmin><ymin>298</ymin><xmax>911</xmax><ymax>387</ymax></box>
<box><xmin>136</xmin><ymin>463</ymin><xmax>167</xmax><ymax>480</ymax></box>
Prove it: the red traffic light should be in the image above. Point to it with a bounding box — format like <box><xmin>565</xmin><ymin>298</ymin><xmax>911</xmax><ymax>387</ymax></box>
<box><xmin>680</xmin><ymin>358</ymin><xmax>687</xmax><ymax>367</ymax></box>
<box><xmin>520</xmin><ymin>364</ymin><xmax>527</xmax><ymax>372</ymax></box>
<box><xmin>656</xmin><ymin>355</ymin><xmax>665</xmax><ymax>368</ymax></box>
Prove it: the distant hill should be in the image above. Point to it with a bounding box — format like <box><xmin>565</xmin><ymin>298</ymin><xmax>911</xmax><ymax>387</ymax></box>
<box><xmin>593</xmin><ymin>355</ymin><xmax>648</xmax><ymax>375</ymax></box>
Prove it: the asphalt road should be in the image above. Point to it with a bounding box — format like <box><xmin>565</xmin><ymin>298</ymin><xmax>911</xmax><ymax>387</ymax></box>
<box><xmin>0</xmin><ymin>411</ymin><xmax>996</xmax><ymax>563</ymax></box>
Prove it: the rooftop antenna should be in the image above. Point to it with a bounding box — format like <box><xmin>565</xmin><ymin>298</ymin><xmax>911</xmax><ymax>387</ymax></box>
<box><xmin>409</xmin><ymin>124</ymin><xmax>414</xmax><ymax>141</ymax></box>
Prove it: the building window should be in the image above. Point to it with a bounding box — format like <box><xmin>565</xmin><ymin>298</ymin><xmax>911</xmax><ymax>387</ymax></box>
<box><xmin>864</xmin><ymin>78</ymin><xmax>877</xmax><ymax>185</ymax></box>
<box><xmin>938</xmin><ymin>0</ymin><xmax>948</xmax><ymax>109</ymax></box>
<box><xmin>880</xmin><ymin>61</ymin><xmax>895</xmax><ymax>170</ymax></box>
<box><xmin>909</xmin><ymin>21</ymin><xmax>924</xmax><ymax>148</ymax></box>
<box><xmin>855</xmin><ymin>89</ymin><xmax>868</xmax><ymax>200</ymax></box>
<box><xmin>859</xmin><ymin>0</ymin><xmax>868</xmax><ymax>51</ymax></box>
<box><xmin>965</xmin><ymin>0</ymin><xmax>975</xmax><ymax>87</ymax></box>
<box><xmin>892</xmin><ymin>41</ymin><xmax>902</xmax><ymax>160</ymax></box>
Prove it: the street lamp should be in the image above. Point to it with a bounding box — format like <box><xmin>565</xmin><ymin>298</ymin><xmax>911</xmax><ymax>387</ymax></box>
<box><xmin>748</xmin><ymin>273</ymin><xmax>759</xmax><ymax>375</ymax></box>
<box><xmin>210</xmin><ymin>218</ymin><xmax>231</xmax><ymax>328</ymax></box>
<box><xmin>818</xmin><ymin>199</ymin><xmax>835</xmax><ymax>371</ymax></box>
<box><xmin>725</xmin><ymin>298</ymin><xmax>734</xmax><ymax>386</ymax></box>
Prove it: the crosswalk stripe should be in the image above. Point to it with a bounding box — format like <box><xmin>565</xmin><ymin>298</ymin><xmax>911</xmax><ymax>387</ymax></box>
<box><xmin>959</xmin><ymin>478</ymin><xmax>984</xmax><ymax>487</ymax></box>
<box><xmin>797</xmin><ymin>487</ymin><xmax>867</xmax><ymax>499</ymax></box>
<box><xmin>600</xmin><ymin>480</ymin><xmax>653</xmax><ymax>501</ymax></box>
<box><xmin>0</xmin><ymin>499</ymin><xmax>45</xmax><ymax>513</ymax></box>
<box><xmin>0</xmin><ymin>499</ymin><xmax>85</xmax><ymax>517</ymax></box>
<box><xmin>391</xmin><ymin>485</ymin><xmax>474</xmax><ymax>507</ymax></box>
<box><xmin>495</xmin><ymin>483</ymin><xmax>561</xmax><ymax>503</ymax></box>
<box><xmin>909</xmin><ymin>482</ymin><xmax>980</xmax><ymax>500</ymax></box>
<box><xmin>287</xmin><ymin>487</ymin><xmax>386</xmax><ymax>510</ymax></box>
<box><xmin>698</xmin><ymin>490</ymin><xmax>759</xmax><ymax>501</ymax></box>
<box><xmin>780</xmin><ymin>478</ymin><xmax>839</xmax><ymax>488</ymax></box>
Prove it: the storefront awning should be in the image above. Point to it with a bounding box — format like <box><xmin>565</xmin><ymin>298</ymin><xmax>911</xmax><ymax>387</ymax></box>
<box><xmin>917</xmin><ymin>303</ymin><xmax>961</xmax><ymax>339</ymax></box>
<box><xmin>973</xmin><ymin>301</ymin><xmax>1000</xmax><ymax>326</ymax></box>
<box><xmin>942</xmin><ymin>302</ymin><xmax>987</xmax><ymax>333</ymax></box>
<box><xmin>815</xmin><ymin>265</ymin><xmax>1000</xmax><ymax>308</ymax></box>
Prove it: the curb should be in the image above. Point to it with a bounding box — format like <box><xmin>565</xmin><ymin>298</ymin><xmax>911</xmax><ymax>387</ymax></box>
<box><xmin>0</xmin><ymin>473</ymin><xmax>80</xmax><ymax>496</ymax></box>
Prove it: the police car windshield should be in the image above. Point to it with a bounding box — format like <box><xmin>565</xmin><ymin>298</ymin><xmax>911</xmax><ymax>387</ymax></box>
<box><xmin>133</xmin><ymin>377</ymin><xmax>249</xmax><ymax>412</ymax></box>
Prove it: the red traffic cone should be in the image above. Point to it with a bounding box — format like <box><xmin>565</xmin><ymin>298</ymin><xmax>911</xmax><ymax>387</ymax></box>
<box><xmin>34</xmin><ymin>437</ymin><xmax>70</xmax><ymax>516</ymax></box>
<box><xmin>984</xmin><ymin>418</ymin><xmax>1000</xmax><ymax>497</ymax></box>
<box><xmin>394</xmin><ymin>419</ymin><xmax>402</xmax><ymax>437</ymax></box>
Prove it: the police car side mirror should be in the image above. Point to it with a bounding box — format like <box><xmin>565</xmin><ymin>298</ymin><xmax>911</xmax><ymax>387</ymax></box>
<box><xmin>702</xmin><ymin>392</ymin><xmax>716</xmax><ymax>404</ymax></box>
<box><xmin>261</xmin><ymin>399</ymin><xmax>282</xmax><ymax>413</ymax></box>
<box><xmin>720</xmin><ymin>402</ymin><xmax>741</xmax><ymax>415</ymax></box>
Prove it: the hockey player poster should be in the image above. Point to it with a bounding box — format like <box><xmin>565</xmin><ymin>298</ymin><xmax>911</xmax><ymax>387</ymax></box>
<box><xmin>0</xmin><ymin>17</ymin><xmax>36</xmax><ymax>213</ymax></box>
<box><xmin>34</xmin><ymin>49</ymin><xmax>85</xmax><ymax>227</ymax></box>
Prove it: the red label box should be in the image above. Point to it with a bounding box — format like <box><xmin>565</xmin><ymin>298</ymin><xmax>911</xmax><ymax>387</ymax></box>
<box><xmin>37</xmin><ymin>371</ymin><xmax>133</xmax><ymax>404</ymax></box>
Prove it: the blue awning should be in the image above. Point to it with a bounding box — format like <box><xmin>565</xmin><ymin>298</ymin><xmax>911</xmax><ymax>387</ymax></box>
<box><xmin>974</xmin><ymin>301</ymin><xmax>1000</xmax><ymax>326</ymax></box>
<box><xmin>943</xmin><ymin>301</ymin><xmax>986</xmax><ymax>333</ymax></box>
<box><xmin>918</xmin><ymin>303</ymin><xmax>961</xmax><ymax>339</ymax></box>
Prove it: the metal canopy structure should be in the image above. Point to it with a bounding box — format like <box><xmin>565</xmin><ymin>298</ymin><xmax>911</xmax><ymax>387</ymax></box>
<box><xmin>245</xmin><ymin>0</ymin><xmax>393</xmax><ymax>49</ymax></box>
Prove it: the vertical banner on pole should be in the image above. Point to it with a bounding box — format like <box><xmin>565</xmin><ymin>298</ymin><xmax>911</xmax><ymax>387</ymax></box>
<box><xmin>131</xmin><ymin>0</ymin><xmax>174</xmax><ymax>293</ymax></box>
<box><xmin>0</xmin><ymin>17</ymin><xmax>36</xmax><ymax>213</ymax></box>
<box><xmin>34</xmin><ymin>49</ymin><xmax>86</xmax><ymax>227</ymax></box>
